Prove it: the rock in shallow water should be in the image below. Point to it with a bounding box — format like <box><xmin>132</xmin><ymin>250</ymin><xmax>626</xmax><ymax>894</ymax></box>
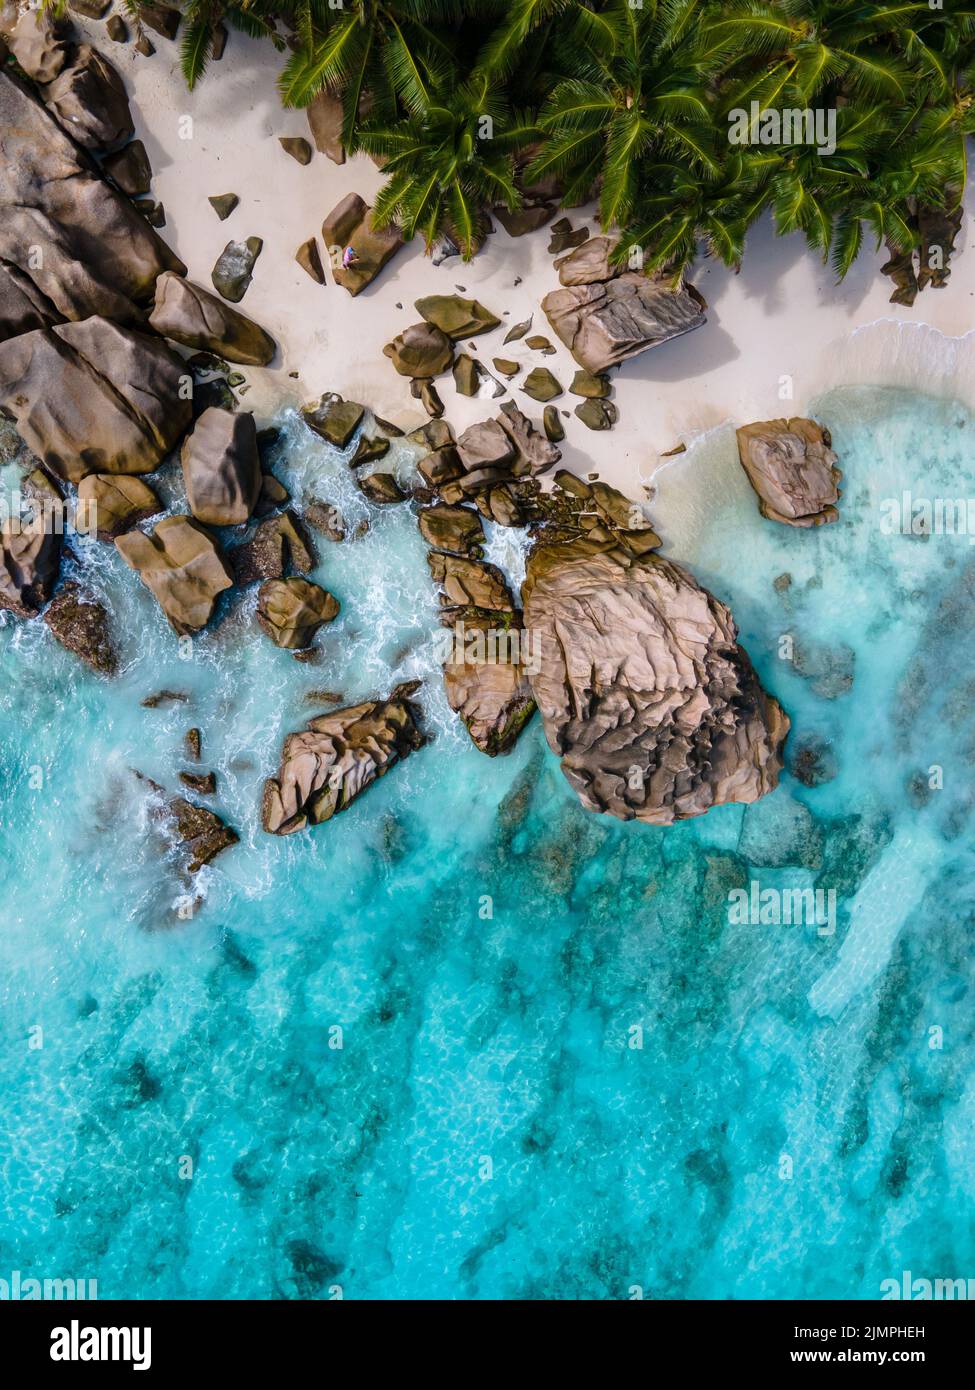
<box><xmin>180</xmin><ymin>407</ymin><xmax>261</xmax><ymax>527</ymax></box>
<box><xmin>77</xmin><ymin>474</ymin><xmax>161</xmax><ymax>541</ymax></box>
<box><xmin>0</xmin><ymin>514</ymin><xmax>62</xmax><ymax>616</ymax></box>
<box><xmin>522</xmin><ymin>483</ymin><xmax>789</xmax><ymax>823</ymax></box>
<box><xmin>256</xmin><ymin>576</ymin><xmax>339</xmax><ymax>649</ymax></box>
<box><xmin>116</xmin><ymin>516</ymin><xmax>234</xmax><ymax>635</ymax></box>
<box><xmin>736</xmin><ymin>417</ymin><xmax>842</xmax><ymax>527</ymax></box>
<box><xmin>262</xmin><ymin>683</ymin><xmax>426</xmax><ymax>834</ymax></box>
<box><xmin>43</xmin><ymin>581</ymin><xmax>117</xmax><ymax>674</ymax></box>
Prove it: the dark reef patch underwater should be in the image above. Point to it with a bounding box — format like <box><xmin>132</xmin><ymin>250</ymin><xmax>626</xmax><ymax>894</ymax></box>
<box><xmin>1</xmin><ymin>385</ymin><xmax>974</xmax><ymax>1299</ymax></box>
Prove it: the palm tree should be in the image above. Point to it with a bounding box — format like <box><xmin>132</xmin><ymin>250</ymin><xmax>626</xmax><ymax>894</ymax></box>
<box><xmin>277</xmin><ymin>0</ymin><xmax>492</xmax><ymax>146</ymax></box>
<box><xmin>356</xmin><ymin>73</ymin><xmax>540</xmax><ymax>257</ymax></box>
<box><xmin>524</xmin><ymin>0</ymin><xmax>729</xmax><ymax>230</ymax></box>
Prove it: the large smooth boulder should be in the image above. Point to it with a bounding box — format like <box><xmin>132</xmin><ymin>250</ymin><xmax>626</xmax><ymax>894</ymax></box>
<box><xmin>180</xmin><ymin>407</ymin><xmax>261</xmax><ymax>526</ymax></box>
<box><xmin>0</xmin><ymin>262</ymin><xmax>59</xmax><ymax>340</ymax></box>
<box><xmin>0</xmin><ymin>70</ymin><xmax>183</xmax><ymax>328</ymax></box>
<box><xmin>77</xmin><ymin>473</ymin><xmax>161</xmax><ymax>541</ymax></box>
<box><xmin>0</xmin><ymin>317</ymin><xmax>191</xmax><ymax>481</ymax></box>
<box><xmin>306</xmin><ymin>90</ymin><xmax>345</xmax><ymax>164</ymax></box>
<box><xmin>736</xmin><ymin>417</ymin><xmax>842</xmax><ymax>527</ymax></box>
<box><xmin>0</xmin><ymin>3</ymin><xmax>69</xmax><ymax>82</ymax></box>
<box><xmin>441</xmin><ymin>613</ymin><xmax>535</xmax><ymax>756</ymax></box>
<box><xmin>418</xmin><ymin>505</ymin><xmax>484</xmax><ymax>557</ymax></box>
<box><xmin>116</xmin><ymin>516</ymin><xmax>233</xmax><ymax>634</ymax></box>
<box><xmin>0</xmin><ymin>514</ymin><xmax>62</xmax><ymax>616</ymax></box>
<box><xmin>256</xmin><ymin>576</ymin><xmax>339</xmax><ymax>649</ymax></box>
<box><xmin>427</xmin><ymin>552</ymin><xmax>515</xmax><ymax>612</ymax></box>
<box><xmin>262</xmin><ymin>683</ymin><xmax>425</xmax><ymax>835</ymax></box>
<box><xmin>43</xmin><ymin>44</ymin><xmax>133</xmax><ymax>151</ymax></box>
<box><xmin>414</xmin><ymin>295</ymin><xmax>500</xmax><ymax>340</ymax></box>
<box><xmin>321</xmin><ymin>193</ymin><xmax>403</xmax><ymax>295</ymax></box>
<box><xmin>383</xmin><ymin>321</ymin><xmax>453</xmax><ymax>378</ymax></box>
<box><xmin>542</xmin><ymin>236</ymin><xmax>706</xmax><ymax>373</ymax></box>
<box><xmin>523</xmin><ymin>483</ymin><xmax>789</xmax><ymax>823</ymax></box>
<box><xmin>148</xmin><ymin>273</ymin><xmax>275</xmax><ymax>366</ymax></box>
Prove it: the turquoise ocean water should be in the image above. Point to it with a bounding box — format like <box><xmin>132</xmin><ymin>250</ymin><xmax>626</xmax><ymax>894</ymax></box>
<box><xmin>1</xmin><ymin>384</ymin><xmax>973</xmax><ymax>1299</ymax></box>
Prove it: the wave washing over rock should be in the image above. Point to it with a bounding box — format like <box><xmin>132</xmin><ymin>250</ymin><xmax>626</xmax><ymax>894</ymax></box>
<box><xmin>2</xmin><ymin>386</ymin><xmax>975</xmax><ymax>1297</ymax></box>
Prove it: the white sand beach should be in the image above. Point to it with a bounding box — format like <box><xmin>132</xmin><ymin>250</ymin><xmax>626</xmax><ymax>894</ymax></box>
<box><xmin>102</xmin><ymin>26</ymin><xmax>975</xmax><ymax>498</ymax></box>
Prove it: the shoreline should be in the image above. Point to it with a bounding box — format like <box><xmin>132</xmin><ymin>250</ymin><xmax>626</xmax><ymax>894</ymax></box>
<box><xmin>101</xmin><ymin>28</ymin><xmax>974</xmax><ymax>500</ymax></box>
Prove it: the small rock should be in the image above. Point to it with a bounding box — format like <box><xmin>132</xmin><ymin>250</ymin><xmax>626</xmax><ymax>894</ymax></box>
<box><xmin>102</xmin><ymin>139</ymin><xmax>152</xmax><ymax>197</ymax></box>
<box><xmin>525</xmin><ymin>335</ymin><xmax>555</xmax><ymax>354</ymax></box>
<box><xmin>279</xmin><ymin>136</ymin><xmax>312</xmax><ymax>165</ymax></box>
<box><xmin>303</xmin><ymin>500</ymin><xmax>345</xmax><ymax>542</ymax></box>
<box><xmin>257</xmin><ymin>577</ymin><xmax>339</xmax><ymax>649</ymax></box>
<box><xmin>178</xmin><ymin>770</ymin><xmax>216</xmax><ymax>795</ymax></box>
<box><xmin>301</xmin><ymin>393</ymin><xmax>364</xmax><ymax>448</ymax></box>
<box><xmin>492</xmin><ymin>358</ymin><xmax>519</xmax><ymax>378</ymax></box>
<box><xmin>135</xmin><ymin>33</ymin><xmax>155</xmax><ymax>57</ymax></box>
<box><xmin>106</xmin><ymin>16</ymin><xmax>128</xmax><ymax>43</ymax></box>
<box><xmin>349</xmin><ymin>435</ymin><xmax>390</xmax><ymax>468</ymax></box>
<box><xmin>133</xmin><ymin>199</ymin><xmax>164</xmax><ymax>228</ymax></box>
<box><xmin>383</xmin><ymin>322</ymin><xmax>453</xmax><ymax>378</ymax></box>
<box><xmin>418</xmin><ymin>505</ymin><xmax>484</xmax><ymax>557</ymax></box>
<box><xmin>414</xmin><ymin>295</ymin><xmax>500</xmax><ymax>340</ymax></box>
<box><xmin>357</xmin><ymin>472</ymin><xmax>407</xmax><ymax>506</ymax></box>
<box><xmin>789</xmin><ymin>735</ymin><xmax>838</xmax><ymax>787</ymax></box>
<box><xmin>141</xmin><ymin>690</ymin><xmax>188</xmax><ymax>709</ymax></box>
<box><xmin>184</xmin><ymin>728</ymin><xmax>202</xmax><ymax>761</ymax></box>
<box><xmin>522</xmin><ymin>367</ymin><xmax>562</xmax><ymax>402</ymax></box>
<box><xmin>295</xmin><ymin>237</ymin><xmax>325</xmax><ymax>284</ymax></box>
<box><xmin>212</xmin><ymin>236</ymin><xmax>263</xmax><ymax>303</ymax></box>
<box><xmin>543</xmin><ymin>405</ymin><xmax>564</xmax><ymax>443</ymax></box>
<box><xmin>570</xmin><ymin>369</ymin><xmax>610</xmax><ymax>399</ymax></box>
<box><xmin>417</xmin><ymin>381</ymin><xmax>443</xmax><ymax>419</ymax></box>
<box><xmin>408</xmin><ymin>419</ymin><xmax>454</xmax><ymax>451</ymax></box>
<box><xmin>453</xmin><ymin>354</ymin><xmax>481</xmax><ymax>397</ymax></box>
<box><xmin>208</xmin><ymin>193</ymin><xmax>238</xmax><ymax>221</ymax></box>
<box><xmin>233</xmin><ymin>511</ymin><xmax>316</xmax><ymax>584</ymax></box>
<box><xmin>168</xmin><ymin>797</ymin><xmax>238</xmax><ymax>874</ymax></box>
<box><xmin>139</xmin><ymin>5</ymin><xmax>180</xmax><ymax>40</ymax></box>
<box><xmin>503</xmin><ymin>317</ymin><xmax>532</xmax><ymax>344</ymax></box>
<box><xmin>575</xmin><ymin>398</ymin><xmax>618</xmax><ymax>431</ymax></box>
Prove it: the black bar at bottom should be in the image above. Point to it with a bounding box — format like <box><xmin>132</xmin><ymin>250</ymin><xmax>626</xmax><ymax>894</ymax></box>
<box><xmin>1</xmin><ymin>1297</ymin><xmax>971</xmax><ymax>1372</ymax></box>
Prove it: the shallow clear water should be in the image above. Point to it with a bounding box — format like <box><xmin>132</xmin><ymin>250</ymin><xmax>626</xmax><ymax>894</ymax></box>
<box><xmin>1</xmin><ymin>386</ymin><xmax>974</xmax><ymax>1300</ymax></box>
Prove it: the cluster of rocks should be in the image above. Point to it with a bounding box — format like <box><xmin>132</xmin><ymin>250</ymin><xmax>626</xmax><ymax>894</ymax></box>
<box><xmin>418</xmin><ymin>496</ymin><xmax>536</xmax><ymax>755</ymax></box>
<box><xmin>410</xmin><ymin>402</ymin><xmax>557</xmax><ymax>529</ymax></box>
<box><xmin>0</xmin><ymin>17</ymin><xmax>801</xmax><ymax>856</ymax></box>
<box><xmin>0</xmin><ymin>20</ymin><xmax>282</xmax><ymax>668</ymax></box>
